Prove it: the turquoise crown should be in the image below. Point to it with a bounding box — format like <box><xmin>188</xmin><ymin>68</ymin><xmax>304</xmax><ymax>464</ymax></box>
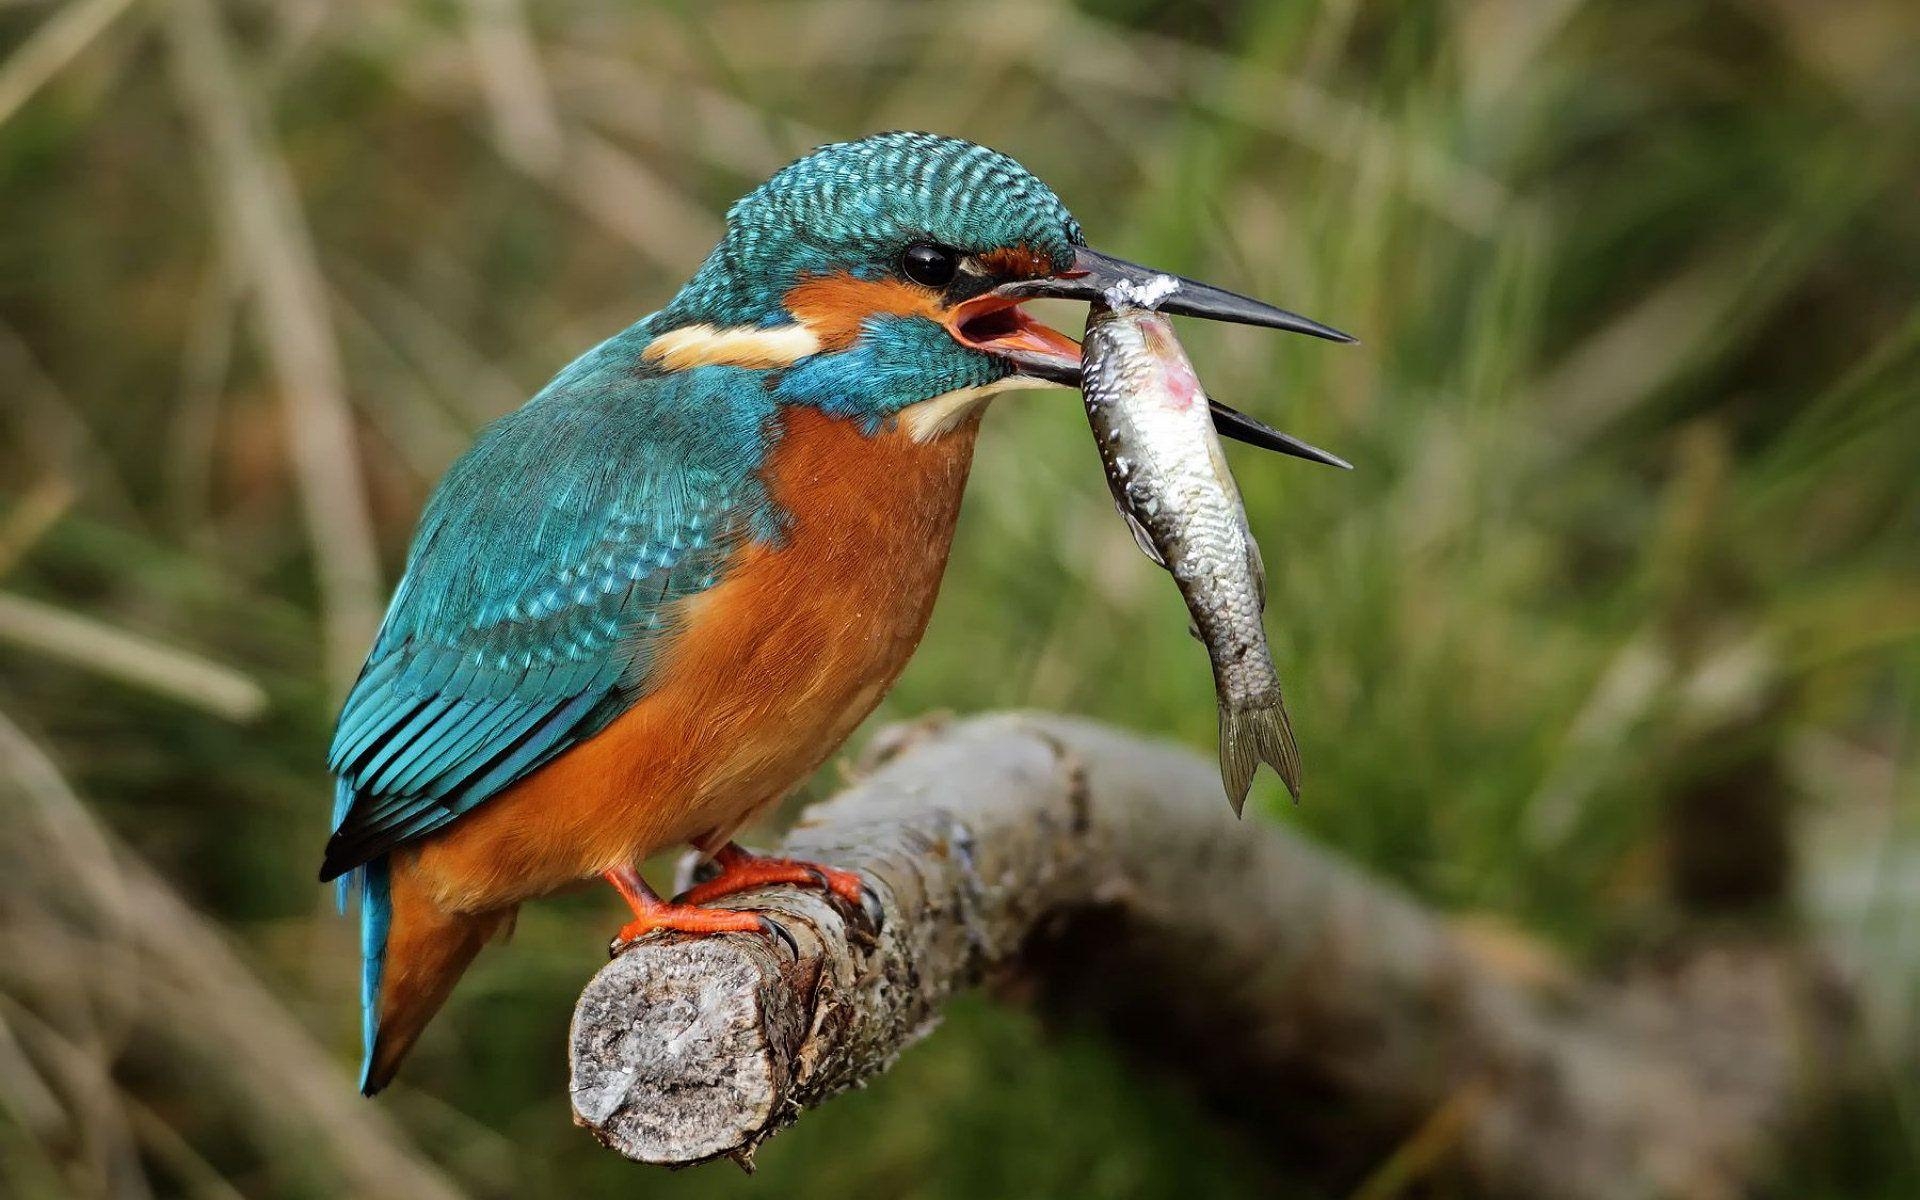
<box><xmin>663</xmin><ymin>132</ymin><xmax>1084</xmax><ymax>328</ymax></box>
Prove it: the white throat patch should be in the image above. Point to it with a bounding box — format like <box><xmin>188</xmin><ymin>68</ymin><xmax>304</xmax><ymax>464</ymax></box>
<box><xmin>897</xmin><ymin>375</ymin><xmax>1063</xmax><ymax>442</ymax></box>
<box><xmin>644</xmin><ymin>321</ymin><xmax>1068</xmax><ymax>443</ymax></box>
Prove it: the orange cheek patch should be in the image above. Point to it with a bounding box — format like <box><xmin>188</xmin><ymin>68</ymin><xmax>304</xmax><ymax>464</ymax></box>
<box><xmin>978</xmin><ymin>245</ymin><xmax>1058</xmax><ymax>277</ymax></box>
<box><xmin>785</xmin><ymin>274</ymin><xmax>946</xmax><ymax>351</ymax></box>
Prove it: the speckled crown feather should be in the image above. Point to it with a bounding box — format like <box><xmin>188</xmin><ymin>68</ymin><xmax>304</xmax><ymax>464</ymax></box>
<box><xmin>664</xmin><ymin>132</ymin><xmax>1084</xmax><ymax>327</ymax></box>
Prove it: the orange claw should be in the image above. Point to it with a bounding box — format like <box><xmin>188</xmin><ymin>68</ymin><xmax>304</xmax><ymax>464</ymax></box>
<box><xmin>600</xmin><ymin>865</ymin><xmax>796</xmax><ymax>957</ymax></box>
<box><xmin>677</xmin><ymin>843</ymin><xmax>882</xmax><ymax>932</ymax></box>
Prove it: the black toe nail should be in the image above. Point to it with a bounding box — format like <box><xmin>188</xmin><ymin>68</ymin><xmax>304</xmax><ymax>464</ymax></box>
<box><xmin>760</xmin><ymin>916</ymin><xmax>798</xmax><ymax>960</ymax></box>
<box><xmin>859</xmin><ymin>884</ymin><xmax>885</xmax><ymax>934</ymax></box>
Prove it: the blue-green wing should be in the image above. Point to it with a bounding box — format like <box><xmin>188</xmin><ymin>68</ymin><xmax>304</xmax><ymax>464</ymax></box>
<box><xmin>320</xmin><ymin>355</ymin><xmax>777</xmax><ymax>880</ymax></box>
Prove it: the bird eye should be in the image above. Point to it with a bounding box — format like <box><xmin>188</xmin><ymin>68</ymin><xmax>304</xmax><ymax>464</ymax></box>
<box><xmin>901</xmin><ymin>242</ymin><xmax>960</xmax><ymax>288</ymax></box>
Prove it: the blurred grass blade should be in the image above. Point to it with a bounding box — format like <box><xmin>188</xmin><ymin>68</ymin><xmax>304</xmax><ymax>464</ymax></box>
<box><xmin>455</xmin><ymin>0</ymin><xmax>717</xmax><ymax>270</ymax></box>
<box><xmin>0</xmin><ymin>711</ymin><xmax>470</xmax><ymax>1200</ymax></box>
<box><xmin>0</xmin><ymin>475</ymin><xmax>76</xmax><ymax>579</ymax></box>
<box><xmin>551</xmin><ymin>46</ymin><xmax>823</xmax><ymax>178</ymax></box>
<box><xmin>0</xmin><ymin>592</ymin><xmax>268</xmax><ymax>722</ymax></box>
<box><xmin>0</xmin><ymin>0</ymin><xmax>136</xmax><ymax>130</ymax></box>
<box><xmin>164</xmin><ymin>0</ymin><xmax>385</xmax><ymax>695</ymax></box>
<box><xmin>1035</xmin><ymin>2</ymin><xmax>1511</xmax><ymax>234</ymax></box>
<box><xmin>463</xmin><ymin>0</ymin><xmax>565</xmax><ymax>175</ymax></box>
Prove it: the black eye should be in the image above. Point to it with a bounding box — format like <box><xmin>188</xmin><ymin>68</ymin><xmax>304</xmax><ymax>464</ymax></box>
<box><xmin>901</xmin><ymin>242</ymin><xmax>960</xmax><ymax>288</ymax></box>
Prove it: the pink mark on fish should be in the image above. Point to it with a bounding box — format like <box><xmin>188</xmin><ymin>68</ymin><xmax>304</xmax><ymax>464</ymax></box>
<box><xmin>1142</xmin><ymin>315</ymin><xmax>1203</xmax><ymax>410</ymax></box>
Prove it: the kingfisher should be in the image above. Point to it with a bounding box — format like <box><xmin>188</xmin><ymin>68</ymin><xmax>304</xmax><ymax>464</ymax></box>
<box><xmin>322</xmin><ymin>131</ymin><xmax>1351</xmax><ymax>1095</ymax></box>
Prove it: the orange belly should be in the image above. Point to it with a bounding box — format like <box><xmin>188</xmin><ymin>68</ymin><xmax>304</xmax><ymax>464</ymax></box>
<box><xmin>404</xmin><ymin>405</ymin><xmax>981</xmax><ymax>912</ymax></box>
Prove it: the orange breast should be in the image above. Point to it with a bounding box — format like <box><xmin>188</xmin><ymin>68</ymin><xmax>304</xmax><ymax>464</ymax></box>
<box><xmin>407</xmin><ymin>405</ymin><xmax>981</xmax><ymax>911</ymax></box>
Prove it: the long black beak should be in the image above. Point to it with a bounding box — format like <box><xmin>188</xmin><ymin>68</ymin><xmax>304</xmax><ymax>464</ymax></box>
<box><xmin>994</xmin><ymin>354</ymin><xmax>1352</xmax><ymax>467</ymax></box>
<box><xmin>1207</xmin><ymin>400</ymin><xmax>1351</xmax><ymax>469</ymax></box>
<box><xmin>997</xmin><ymin>246</ymin><xmax>1357</xmax><ymax>344</ymax></box>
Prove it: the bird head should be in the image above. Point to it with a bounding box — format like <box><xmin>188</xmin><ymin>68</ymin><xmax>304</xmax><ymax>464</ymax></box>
<box><xmin>646</xmin><ymin>132</ymin><xmax>1350</xmax><ymax>438</ymax></box>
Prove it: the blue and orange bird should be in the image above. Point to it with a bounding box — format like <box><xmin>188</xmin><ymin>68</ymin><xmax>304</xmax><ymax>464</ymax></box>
<box><xmin>322</xmin><ymin>132</ymin><xmax>1352</xmax><ymax>1094</ymax></box>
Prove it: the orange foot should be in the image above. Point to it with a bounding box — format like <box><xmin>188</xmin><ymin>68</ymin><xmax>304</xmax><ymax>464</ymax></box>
<box><xmin>677</xmin><ymin>843</ymin><xmax>883</xmax><ymax>933</ymax></box>
<box><xmin>601</xmin><ymin>865</ymin><xmax>796</xmax><ymax>958</ymax></box>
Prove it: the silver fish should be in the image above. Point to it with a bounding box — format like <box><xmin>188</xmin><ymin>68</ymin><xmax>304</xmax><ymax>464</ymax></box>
<box><xmin>1081</xmin><ymin>280</ymin><xmax>1302</xmax><ymax>813</ymax></box>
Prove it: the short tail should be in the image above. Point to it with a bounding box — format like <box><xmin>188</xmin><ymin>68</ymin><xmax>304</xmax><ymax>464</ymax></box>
<box><xmin>1217</xmin><ymin>698</ymin><xmax>1303</xmax><ymax>815</ymax></box>
<box><xmin>340</xmin><ymin>851</ymin><xmax>507</xmax><ymax>1096</ymax></box>
<box><xmin>349</xmin><ymin>858</ymin><xmax>392</xmax><ymax>1092</ymax></box>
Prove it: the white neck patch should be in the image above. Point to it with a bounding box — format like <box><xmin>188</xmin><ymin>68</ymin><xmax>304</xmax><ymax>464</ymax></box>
<box><xmin>642</xmin><ymin>322</ymin><xmax>823</xmax><ymax>372</ymax></box>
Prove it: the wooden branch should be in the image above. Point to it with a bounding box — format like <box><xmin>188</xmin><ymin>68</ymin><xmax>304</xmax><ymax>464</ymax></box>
<box><xmin>569</xmin><ymin>714</ymin><xmax>1845</xmax><ymax>1196</ymax></box>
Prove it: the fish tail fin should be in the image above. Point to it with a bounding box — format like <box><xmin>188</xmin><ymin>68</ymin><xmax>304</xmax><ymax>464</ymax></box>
<box><xmin>351</xmin><ymin>855</ymin><xmax>507</xmax><ymax>1096</ymax></box>
<box><xmin>1217</xmin><ymin>698</ymin><xmax>1303</xmax><ymax>815</ymax></box>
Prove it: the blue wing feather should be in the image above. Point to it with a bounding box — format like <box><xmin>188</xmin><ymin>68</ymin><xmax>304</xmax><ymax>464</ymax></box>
<box><xmin>356</xmin><ymin>697</ymin><xmax>459</xmax><ymax>789</ymax></box>
<box><xmin>378</xmin><ymin>699</ymin><xmax>485</xmax><ymax>796</ymax></box>
<box><xmin>321</xmin><ymin>340</ymin><xmax>780</xmax><ymax>882</ymax></box>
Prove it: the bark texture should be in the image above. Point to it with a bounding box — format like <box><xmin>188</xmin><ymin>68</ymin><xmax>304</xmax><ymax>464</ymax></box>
<box><xmin>569</xmin><ymin>713</ymin><xmax>1843</xmax><ymax>1197</ymax></box>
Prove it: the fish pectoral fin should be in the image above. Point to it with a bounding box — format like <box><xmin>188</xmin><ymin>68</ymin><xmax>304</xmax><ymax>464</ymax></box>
<box><xmin>1245</xmin><ymin>531</ymin><xmax>1268</xmax><ymax>611</ymax></box>
<box><xmin>1110</xmin><ymin>495</ymin><xmax>1166</xmax><ymax>567</ymax></box>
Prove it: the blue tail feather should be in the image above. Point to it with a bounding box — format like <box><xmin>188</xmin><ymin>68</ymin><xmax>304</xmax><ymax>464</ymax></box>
<box><xmin>331</xmin><ymin>778</ymin><xmax>354</xmax><ymax>912</ymax></box>
<box><xmin>357</xmin><ymin>857</ymin><xmax>392</xmax><ymax>1094</ymax></box>
<box><xmin>333</xmin><ymin>779</ymin><xmax>391</xmax><ymax>1093</ymax></box>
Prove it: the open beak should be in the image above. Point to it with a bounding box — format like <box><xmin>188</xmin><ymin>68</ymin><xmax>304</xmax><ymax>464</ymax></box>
<box><xmin>1204</xmin><ymin>399</ymin><xmax>1352</xmax><ymax>469</ymax></box>
<box><xmin>1001</xmin><ymin>246</ymin><xmax>1357</xmax><ymax>344</ymax></box>
<box><xmin>943</xmin><ymin>245</ymin><xmax>1356</xmax><ymax>469</ymax></box>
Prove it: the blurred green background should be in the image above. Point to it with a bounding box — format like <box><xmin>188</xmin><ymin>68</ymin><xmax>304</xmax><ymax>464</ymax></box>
<box><xmin>2</xmin><ymin>0</ymin><xmax>1917</xmax><ymax>1196</ymax></box>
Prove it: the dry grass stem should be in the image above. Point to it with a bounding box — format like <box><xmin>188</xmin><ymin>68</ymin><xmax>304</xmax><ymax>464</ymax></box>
<box><xmin>164</xmin><ymin>0</ymin><xmax>385</xmax><ymax>695</ymax></box>
<box><xmin>0</xmin><ymin>591</ymin><xmax>269</xmax><ymax>722</ymax></box>
<box><xmin>0</xmin><ymin>0</ymin><xmax>137</xmax><ymax>130</ymax></box>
